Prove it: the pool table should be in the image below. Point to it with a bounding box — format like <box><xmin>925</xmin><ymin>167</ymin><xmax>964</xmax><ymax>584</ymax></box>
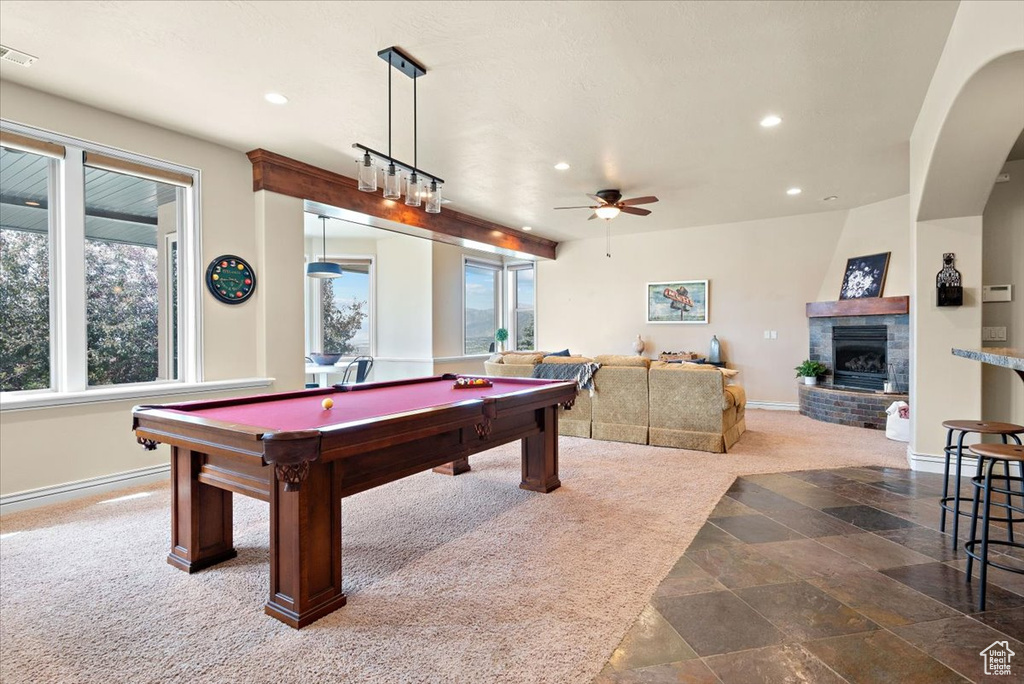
<box><xmin>132</xmin><ymin>374</ymin><xmax>577</xmax><ymax>628</ymax></box>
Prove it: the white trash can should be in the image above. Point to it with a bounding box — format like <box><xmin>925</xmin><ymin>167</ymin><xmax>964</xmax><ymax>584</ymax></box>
<box><xmin>885</xmin><ymin>401</ymin><xmax>910</xmax><ymax>442</ymax></box>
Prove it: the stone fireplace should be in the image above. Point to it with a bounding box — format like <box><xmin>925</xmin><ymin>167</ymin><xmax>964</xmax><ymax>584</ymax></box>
<box><xmin>801</xmin><ymin>297</ymin><xmax>910</xmax><ymax>429</ymax></box>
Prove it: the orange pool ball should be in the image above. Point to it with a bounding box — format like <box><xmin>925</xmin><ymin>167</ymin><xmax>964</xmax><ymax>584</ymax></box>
<box><xmin>321</xmin><ymin>397</ymin><xmax>334</xmax><ymax>410</ymax></box>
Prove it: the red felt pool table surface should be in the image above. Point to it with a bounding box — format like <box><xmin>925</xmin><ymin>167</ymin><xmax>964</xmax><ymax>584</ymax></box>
<box><xmin>163</xmin><ymin>377</ymin><xmax>540</xmax><ymax>431</ymax></box>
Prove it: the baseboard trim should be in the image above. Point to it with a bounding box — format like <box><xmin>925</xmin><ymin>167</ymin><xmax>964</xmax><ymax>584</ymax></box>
<box><xmin>747</xmin><ymin>401</ymin><xmax>799</xmax><ymax>411</ymax></box>
<box><xmin>906</xmin><ymin>446</ymin><xmax>975</xmax><ymax>475</ymax></box>
<box><xmin>0</xmin><ymin>464</ymin><xmax>170</xmax><ymax>515</ymax></box>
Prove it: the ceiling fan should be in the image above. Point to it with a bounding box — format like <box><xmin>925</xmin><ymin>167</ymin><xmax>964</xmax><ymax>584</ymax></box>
<box><xmin>553</xmin><ymin>189</ymin><xmax>659</xmax><ymax>221</ymax></box>
<box><xmin>553</xmin><ymin>189</ymin><xmax>659</xmax><ymax>257</ymax></box>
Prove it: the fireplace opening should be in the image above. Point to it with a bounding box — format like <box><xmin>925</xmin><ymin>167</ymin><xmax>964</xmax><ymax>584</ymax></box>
<box><xmin>833</xmin><ymin>325</ymin><xmax>887</xmax><ymax>390</ymax></box>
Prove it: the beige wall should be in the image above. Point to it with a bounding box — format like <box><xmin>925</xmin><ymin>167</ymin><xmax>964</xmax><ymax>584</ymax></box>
<box><xmin>981</xmin><ymin>159</ymin><xmax>1024</xmax><ymax>425</ymax></box>
<box><xmin>375</xmin><ymin>234</ymin><xmax>433</xmax><ymax>374</ymax></box>
<box><xmin>537</xmin><ymin>210</ymin><xmax>859</xmax><ymax>404</ymax></box>
<box><xmin>907</xmin><ymin>3</ymin><xmax>1024</xmax><ymax>465</ymax></box>
<box><xmin>815</xmin><ymin>195</ymin><xmax>911</xmax><ymax>301</ymax></box>
<box><xmin>0</xmin><ymin>83</ymin><xmax>268</xmax><ymax>497</ymax></box>
<box><xmin>911</xmin><ymin>217</ymin><xmax>984</xmax><ymax>459</ymax></box>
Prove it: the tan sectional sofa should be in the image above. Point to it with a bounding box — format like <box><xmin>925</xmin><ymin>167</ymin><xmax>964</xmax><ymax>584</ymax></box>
<box><xmin>482</xmin><ymin>352</ymin><xmax>745</xmax><ymax>452</ymax></box>
<box><xmin>648</xmin><ymin>361</ymin><xmax>746</xmax><ymax>452</ymax></box>
<box><xmin>591</xmin><ymin>355</ymin><xmax>650</xmax><ymax>445</ymax></box>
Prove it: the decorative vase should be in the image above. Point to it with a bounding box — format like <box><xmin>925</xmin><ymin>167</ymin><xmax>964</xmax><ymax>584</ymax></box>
<box><xmin>633</xmin><ymin>334</ymin><xmax>645</xmax><ymax>356</ymax></box>
<box><xmin>803</xmin><ymin>376</ymin><xmax>817</xmax><ymax>385</ymax></box>
<box><xmin>708</xmin><ymin>335</ymin><xmax>721</xmax><ymax>364</ymax></box>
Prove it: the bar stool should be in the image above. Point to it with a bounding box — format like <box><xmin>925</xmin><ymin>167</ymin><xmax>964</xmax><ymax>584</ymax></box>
<box><xmin>939</xmin><ymin>420</ymin><xmax>1023</xmax><ymax>548</ymax></box>
<box><xmin>965</xmin><ymin>443</ymin><xmax>1024</xmax><ymax>611</ymax></box>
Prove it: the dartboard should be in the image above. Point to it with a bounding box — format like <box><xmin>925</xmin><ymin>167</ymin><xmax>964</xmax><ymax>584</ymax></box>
<box><xmin>205</xmin><ymin>255</ymin><xmax>256</xmax><ymax>304</ymax></box>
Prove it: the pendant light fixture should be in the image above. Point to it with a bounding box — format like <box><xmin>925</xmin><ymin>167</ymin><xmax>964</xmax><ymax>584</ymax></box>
<box><xmin>306</xmin><ymin>215</ymin><xmax>343</xmax><ymax>279</ymax></box>
<box><xmin>354</xmin><ymin>46</ymin><xmax>444</xmax><ymax>213</ymax></box>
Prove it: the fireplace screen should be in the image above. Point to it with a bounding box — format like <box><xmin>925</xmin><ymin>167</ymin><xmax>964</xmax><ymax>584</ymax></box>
<box><xmin>833</xmin><ymin>326</ymin><xmax>887</xmax><ymax>390</ymax></box>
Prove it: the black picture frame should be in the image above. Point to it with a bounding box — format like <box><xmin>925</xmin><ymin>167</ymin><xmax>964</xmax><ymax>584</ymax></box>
<box><xmin>839</xmin><ymin>252</ymin><xmax>890</xmax><ymax>300</ymax></box>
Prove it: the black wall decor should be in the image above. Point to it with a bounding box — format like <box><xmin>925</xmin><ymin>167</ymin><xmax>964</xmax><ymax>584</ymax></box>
<box><xmin>936</xmin><ymin>252</ymin><xmax>963</xmax><ymax>307</ymax></box>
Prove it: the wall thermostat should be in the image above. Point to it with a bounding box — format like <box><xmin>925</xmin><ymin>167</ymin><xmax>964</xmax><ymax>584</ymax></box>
<box><xmin>982</xmin><ymin>284</ymin><xmax>1013</xmax><ymax>303</ymax></box>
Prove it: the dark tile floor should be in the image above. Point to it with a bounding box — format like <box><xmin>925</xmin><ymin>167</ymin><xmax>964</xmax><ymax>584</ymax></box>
<box><xmin>595</xmin><ymin>466</ymin><xmax>1024</xmax><ymax>684</ymax></box>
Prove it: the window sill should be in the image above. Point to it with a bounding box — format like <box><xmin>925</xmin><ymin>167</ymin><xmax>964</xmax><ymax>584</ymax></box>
<box><xmin>0</xmin><ymin>377</ymin><xmax>274</xmax><ymax>412</ymax></box>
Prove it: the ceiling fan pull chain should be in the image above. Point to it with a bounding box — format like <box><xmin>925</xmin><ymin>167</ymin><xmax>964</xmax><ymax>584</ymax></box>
<box><xmin>606</xmin><ymin>221</ymin><xmax>611</xmax><ymax>258</ymax></box>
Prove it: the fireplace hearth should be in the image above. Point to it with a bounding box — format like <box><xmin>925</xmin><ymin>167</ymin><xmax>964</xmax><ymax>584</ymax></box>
<box><xmin>833</xmin><ymin>325</ymin><xmax>887</xmax><ymax>390</ymax></box>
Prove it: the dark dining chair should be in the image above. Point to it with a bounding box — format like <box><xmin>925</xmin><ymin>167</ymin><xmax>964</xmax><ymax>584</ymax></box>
<box><xmin>340</xmin><ymin>355</ymin><xmax>374</xmax><ymax>384</ymax></box>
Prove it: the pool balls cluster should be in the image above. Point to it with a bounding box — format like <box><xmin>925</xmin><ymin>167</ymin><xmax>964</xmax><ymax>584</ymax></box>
<box><xmin>455</xmin><ymin>377</ymin><xmax>491</xmax><ymax>388</ymax></box>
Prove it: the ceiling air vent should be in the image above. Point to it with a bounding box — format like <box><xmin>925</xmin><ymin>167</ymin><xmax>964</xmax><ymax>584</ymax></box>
<box><xmin>0</xmin><ymin>45</ymin><xmax>38</xmax><ymax>67</ymax></box>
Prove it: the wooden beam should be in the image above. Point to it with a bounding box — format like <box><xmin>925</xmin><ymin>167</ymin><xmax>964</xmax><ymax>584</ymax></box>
<box><xmin>805</xmin><ymin>296</ymin><xmax>910</xmax><ymax>318</ymax></box>
<box><xmin>246</xmin><ymin>149</ymin><xmax>557</xmax><ymax>260</ymax></box>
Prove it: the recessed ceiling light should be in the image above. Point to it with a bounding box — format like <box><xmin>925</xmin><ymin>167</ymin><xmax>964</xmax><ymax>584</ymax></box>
<box><xmin>522</xmin><ymin>226</ymin><xmax>532</xmax><ymax>231</ymax></box>
<box><xmin>24</xmin><ymin>200</ymin><xmax>40</xmax><ymax>206</ymax></box>
<box><xmin>823</xmin><ymin>195</ymin><xmax>838</xmax><ymax>201</ymax></box>
<box><xmin>786</xmin><ymin>187</ymin><xmax>802</xmax><ymax>196</ymax></box>
<box><xmin>760</xmin><ymin>114</ymin><xmax>783</xmax><ymax>128</ymax></box>
<box><xmin>554</xmin><ymin>162</ymin><xmax>570</xmax><ymax>171</ymax></box>
<box><xmin>264</xmin><ymin>92</ymin><xmax>289</xmax><ymax>105</ymax></box>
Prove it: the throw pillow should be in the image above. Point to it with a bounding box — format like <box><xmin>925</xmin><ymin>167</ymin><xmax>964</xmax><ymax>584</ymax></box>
<box><xmin>549</xmin><ymin>349</ymin><xmax>571</xmax><ymax>357</ymax></box>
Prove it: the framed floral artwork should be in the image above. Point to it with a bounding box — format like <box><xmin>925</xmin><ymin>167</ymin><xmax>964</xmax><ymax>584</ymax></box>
<box><xmin>647</xmin><ymin>280</ymin><xmax>709</xmax><ymax>324</ymax></box>
<box><xmin>839</xmin><ymin>252</ymin><xmax>890</xmax><ymax>300</ymax></box>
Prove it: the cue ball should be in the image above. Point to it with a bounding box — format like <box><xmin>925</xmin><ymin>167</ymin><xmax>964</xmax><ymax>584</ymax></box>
<box><xmin>321</xmin><ymin>398</ymin><xmax>334</xmax><ymax>410</ymax></box>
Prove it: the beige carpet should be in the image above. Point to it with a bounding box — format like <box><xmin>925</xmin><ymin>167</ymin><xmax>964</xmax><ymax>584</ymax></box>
<box><xmin>0</xmin><ymin>410</ymin><xmax>907</xmax><ymax>683</ymax></box>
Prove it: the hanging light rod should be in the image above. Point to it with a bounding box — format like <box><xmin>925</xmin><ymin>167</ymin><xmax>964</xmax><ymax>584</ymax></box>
<box><xmin>351</xmin><ymin>143</ymin><xmax>445</xmax><ymax>185</ymax></box>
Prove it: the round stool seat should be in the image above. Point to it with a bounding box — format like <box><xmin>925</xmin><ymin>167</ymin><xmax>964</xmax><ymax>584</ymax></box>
<box><xmin>941</xmin><ymin>420</ymin><xmax>1024</xmax><ymax>435</ymax></box>
<box><xmin>969</xmin><ymin>443</ymin><xmax>1024</xmax><ymax>461</ymax></box>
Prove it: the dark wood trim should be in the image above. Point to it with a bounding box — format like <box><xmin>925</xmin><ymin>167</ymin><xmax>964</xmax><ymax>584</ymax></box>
<box><xmin>246</xmin><ymin>149</ymin><xmax>558</xmax><ymax>260</ymax></box>
<box><xmin>806</xmin><ymin>296</ymin><xmax>910</xmax><ymax>318</ymax></box>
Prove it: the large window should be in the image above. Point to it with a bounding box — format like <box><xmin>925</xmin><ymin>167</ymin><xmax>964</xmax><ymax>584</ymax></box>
<box><xmin>0</xmin><ymin>124</ymin><xmax>198</xmax><ymax>396</ymax></box>
<box><xmin>509</xmin><ymin>264</ymin><xmax>535</xmax><ymax>351</ymax></box>
<box><xmin>463</xmin><ymin>258</ymin><xmax>535</xmax><ymax>355</ymax></box>
<box><xmin>464</xmin><ymin>260</ymin><xmax>501</xmax><ymax>355</ymax></box>
<box><xmin>307</xmin><ymin>258</ymin><xmax>373</xmax><ymax>356</ymax></box>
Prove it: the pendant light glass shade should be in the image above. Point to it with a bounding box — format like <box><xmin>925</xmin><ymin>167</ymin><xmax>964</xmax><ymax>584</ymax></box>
<box><xmin>404</xmin><ymin>173</ymin><xmax>422</xmax><ymax>206</ymax></box>
<box><xmin>307</xmin><ymin>216</ymin><xmax>343</xmax><ymax>279</ymax></box>
<box><xmin>356</xmin><ymin>152</ymin><xmax>377</xmax><ymax>192</ymax></box>
<box><xmin>595</xmin><ymin>205</ymin><xmax>621</xmax><ymax>220</ymax></box>
<box><xmin>424</xmin><ymin>180</ymin><xmax>442</xmax><ymax>213</ymax></box>
<box><xmin>382</xmin><ymin>163</ymin><xmax>402</xmax><ymax>200</ymax></box>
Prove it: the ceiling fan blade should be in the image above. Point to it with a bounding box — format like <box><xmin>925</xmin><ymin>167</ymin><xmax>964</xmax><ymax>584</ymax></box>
<box><xmin>620</xmin><ymin>206</ymin><xmax>652</xmax><ymax>216</ymax></box>
<box><xmin>553</xmin><ymin>205</ymin><xmax>599</xmax><ymax>210</ymax></box>
<box><xmin>620</xmin><ymin>195</ymin><xmax>659</xmax><ymax>206</ymax></box>
<box><xmin>588</xmin><ymin>212</ymin><xmax>599</xmax><ymax>220</ymax></box>
<box><xmin>587</xmin><ymin>194</ymin><xmax>609</xmax><ymax>205</ymax></box>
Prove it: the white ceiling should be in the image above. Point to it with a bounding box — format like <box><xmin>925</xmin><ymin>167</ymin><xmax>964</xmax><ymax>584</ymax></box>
<box><xmin>0</xmin><ymin>1</ymin><xmax>959</xmax><ymax>243</ymax></box>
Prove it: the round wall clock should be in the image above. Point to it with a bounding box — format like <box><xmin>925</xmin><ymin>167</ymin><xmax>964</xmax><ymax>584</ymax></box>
<box><xmin>205</xmin><ymin>255</ymin><xmax>256</xmax><ymax>304</ymax></box>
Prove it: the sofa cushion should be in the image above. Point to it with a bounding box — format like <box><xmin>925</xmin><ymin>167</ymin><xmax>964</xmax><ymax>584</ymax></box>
<box><xmin>594</xmin><ymin>354</ymin><xmax>650</xmax><ymax>368</ymax></box>
<box><xmin>542</xmin><ymin>355</ymin><xmax>595</xmax><ymax>364</ymax></box>
<box><xmin>503</xmin><ymin>352</ymin><xmax>545</xmax><ymax>365</ymax></box>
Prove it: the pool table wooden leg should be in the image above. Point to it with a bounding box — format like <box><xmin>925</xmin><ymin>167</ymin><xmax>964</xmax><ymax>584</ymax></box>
<box><xmin>521</xmin><ymin>406</ymin><xmax>561</xmax><ymax>493</ymax></box>
<box><xmin>266</xmin><ymin>460</ymin><xmax>347</xmax><ymax>628</ymax></box>
<box><xmin>433</xmin><ymin>457</ymin><xmax>471</xmax><ymax>476</ymax></box>
<box><xmin>167</xmin><ymin>447</ymin><xmax>237</xmax><ymax>573</ymax></box>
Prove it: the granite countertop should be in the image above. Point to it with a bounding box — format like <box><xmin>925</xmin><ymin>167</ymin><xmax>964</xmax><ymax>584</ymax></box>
<box><xmin>951</xmin><ymin>347</ymin><xmax>1024</xmax><ymax>372</ymax></box>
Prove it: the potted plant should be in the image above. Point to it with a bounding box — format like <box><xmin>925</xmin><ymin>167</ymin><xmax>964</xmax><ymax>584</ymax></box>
<box><xmin>495</xmin><ymin>327</ymin><xmax>509</xmax><ymax>352</ymax></box>
<box><xmin>795</xmin><ymin>360</ymin><xmax>827</xmax><ymax>385</ymax></box>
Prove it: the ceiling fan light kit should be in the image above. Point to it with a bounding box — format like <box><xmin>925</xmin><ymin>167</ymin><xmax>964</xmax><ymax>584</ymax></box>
<box><xmin>354</xmin><ymin>46</ymin><xmax>444</xmax><ymax>213</ymax></box>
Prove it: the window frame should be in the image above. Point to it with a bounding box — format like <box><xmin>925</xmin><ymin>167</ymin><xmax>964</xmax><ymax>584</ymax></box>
<box><xmin>506</xmin><ymin>261</ymin><xmax>536</xmax><ymax>352</ymax></box>
<box><xmin>462</xmin><ymin>256</ymin><xmax>503</xmax><ymax>356</ymax></box>
<box><xmin>0</xmin><ymin>119</ymin><xmax>203</xmax><ymax>399</ymax></box>
<box><xmin>305</xmin><ymin>254</ymin><xmax>376</xmax><ymax>358</ymax></box>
